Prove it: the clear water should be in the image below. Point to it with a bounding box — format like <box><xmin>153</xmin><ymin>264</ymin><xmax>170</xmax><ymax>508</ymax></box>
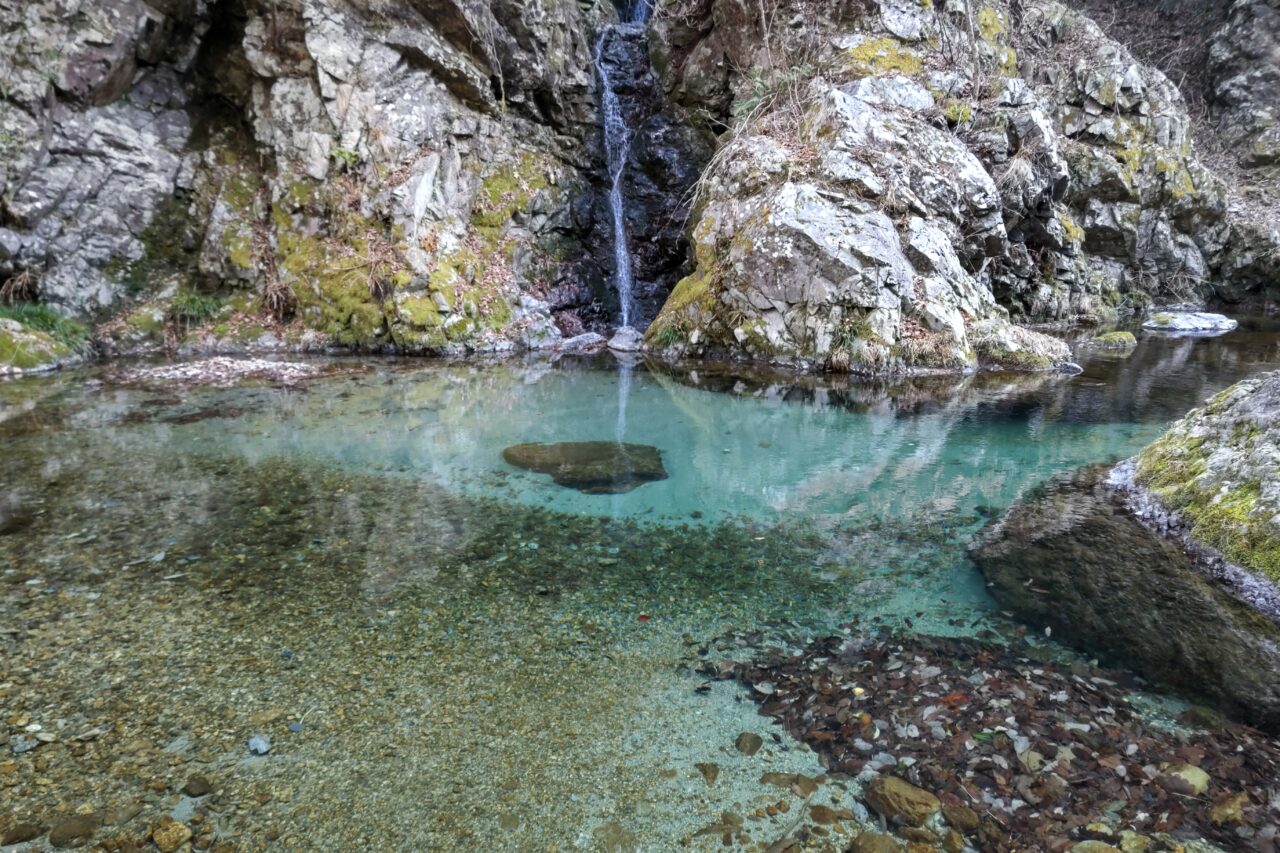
<box><xmin>3</xmin><ymin>316</ymin><xmax>1279</xmax><ymax>850</ymax></box>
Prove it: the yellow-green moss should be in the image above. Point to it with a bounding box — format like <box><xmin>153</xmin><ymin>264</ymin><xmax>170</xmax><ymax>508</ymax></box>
<box><xmin>645</xmin><ymin>269</ymin><xmax>718</xmax><ymax>346</ymax></box>
<box><xmin>978</xmin><ymin>7</ymin><xmax>1007</xmax><ymax>40</ymax></box>
<box><xmin>1137</xmin><ymin>434</ymin><xmax>1280</xmax><ymax>582</ymax></box>
<box><xmin>0</xmin><ymin>322</ymin><xmax>68</xmax><ymax>370</ymax></box>
<box><xmin>845</xmin><ymin>37</ymin><xmax>924</xmax><ymax>77</ymax></box>
<box><xmin>943</xmin><ymin>99</ymin><xmax>974</xmax><ymax>125</ymax></box>
<box><xmin>1092</xmin><ymin>330</ymin><xmax>1137</xmax><ymax>348</ymax></box>
<box><xmin>1154</xmin><ymin>154</ymin><xmax>1199</xmax><ymax>201</ymax></box>
<box><xmin>277</xmin><ymin>224</ymin><xmax>388</xmax><ymax>346</ymax></box>
<box><xmin>997</xmin><ymin>46</ymin><xmax>1018</xmax><ymax>76</ymax></box>
<box><xmin>124</xmin><ymin>305</ymin><xmax>166</xmax><ymax>336</ymax></box>
<box><xmin>398</xmin><ymin>295</ymin><xmax>444</xmax><ymax>329</ymax></box>
<box><xmin>471</xmin><ymin>153</ymin><xmax>552</xmax><ymax>229</ymax></box>
<box><xmin>1060</xmin><ymin>211</ymin><xmax>1085</xmax><ymax>245</ymax></box>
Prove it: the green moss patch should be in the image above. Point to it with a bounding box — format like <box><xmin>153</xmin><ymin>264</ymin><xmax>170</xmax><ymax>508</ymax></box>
<box><xmin>1137</xmin><ymin>397</ymin><xmax>1280</xmax><ymax>582</ymax></box>
<box><xmin>1091</xmin><ymin>331</ymin><xmax>1137</xmax><ymax>349</ymax></box>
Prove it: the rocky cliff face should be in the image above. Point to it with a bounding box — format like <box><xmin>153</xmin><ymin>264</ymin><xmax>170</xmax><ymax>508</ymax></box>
<box><xmin>645</xmin><ymin>0</ymin><xmax>1280</xmax><ymax>372</ymax></box>
<box><xmin>2</xmin><ymin>0</ymin><xmax>683</xmax><ymax>357</ymax></box>
<box><xmin>1211</xmin><ymin>0</ymin><xmax>1280</xmax><ymax>171</ymax></box>
<box><xmin>0</xmin><ymin>0</ymin><xmax>1276</xmax><ymax>372</ymax></box>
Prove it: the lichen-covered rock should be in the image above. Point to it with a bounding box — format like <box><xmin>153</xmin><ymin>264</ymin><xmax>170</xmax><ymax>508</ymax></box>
<box><xmin>1133</xmin><ymin>371</ymin><xmax>1280</xmax><ymax>587</ymax></box>
<box><xmin>1</xmin><ymin>0</ymin><xmax>638</xmax><ymax>356</ymax></box>
<box><xmin>0</xmin><ymin>0</ymin><xmax>202</xmax><ymax>316</ymax></box>
<box><xmin>648</xmin><ymin>0</ymin><xmax>1278</xmax><ymax>368</ymax></box>
<box><xmin>645</xmin><ymin>80</ymin><xmax>1070</xmax><ymax>374</ymax></box>
<box><xmin>1091</xmin><ymin>330</ymin><xmax>1138</xmax><ymax>349</ymax></box>
<box><xmin>970</xmin><ymin>463</ymin><xmax>1280</xmax><ymax>732</ymax></box>
<box><xmin>1142</xmin><ymin>311</ymin><xmax>1238</xmax><ymax>335</ymax></box>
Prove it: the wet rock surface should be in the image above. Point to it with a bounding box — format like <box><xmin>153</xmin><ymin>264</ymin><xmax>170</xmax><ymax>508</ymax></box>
<box><xmin>1142</xmin><ymin>311</ymin><xmax>1239</xmax><ymax>335</ymax></box>
<box><xmin>970</xmin><ymin>463</ymin><xmax>1280</xmax><ymax>731</ymax></box>
<box><xmin>502</xmin><ymin>441</ymin><xmax>669</xmax><ymax>494</ymax></box>
<box><xmin>724</xmin><ymin>631</ymin><xmax>1280</xmax><ymax>851</ymax></box>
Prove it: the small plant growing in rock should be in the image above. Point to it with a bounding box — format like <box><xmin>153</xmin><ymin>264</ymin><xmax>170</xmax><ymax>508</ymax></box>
<box><xmin>0</xmin><ymin>270</ymin><xmax>37</xmax><ymax>305</ymax></box>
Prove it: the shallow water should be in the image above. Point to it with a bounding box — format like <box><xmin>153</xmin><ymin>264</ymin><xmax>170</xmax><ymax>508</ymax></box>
<box><xmin>2</xmin><ymin>316</ymin><xmax>1279</xmax><ymax>850</ymax></box>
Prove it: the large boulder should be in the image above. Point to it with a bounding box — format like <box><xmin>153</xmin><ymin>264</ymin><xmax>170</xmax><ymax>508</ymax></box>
<box><xmin>970</xmin><ymin>463</ymin><xmax>1280</xmax><ymax>732</ymax></box>
<box><xmin>1132</xmin><ymin>371</ymin><xmax>1280</xmax><ymax>592</ymax></box>
<box><xmin>974</xmin><ymin>372</ymin><xmax>1280</xmax><ymax>731</ymax></box>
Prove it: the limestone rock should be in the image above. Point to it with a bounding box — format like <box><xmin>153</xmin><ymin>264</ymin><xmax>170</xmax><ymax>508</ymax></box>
<box><xmin>1210</xmin><ymin>0</ymin><xmax>1280</xmax><ymax>168</ymax></box>
<box><xmin>1132</xmin><ymin>371</ymin><xmax>1280</xmax><ymax>598</ymax></box>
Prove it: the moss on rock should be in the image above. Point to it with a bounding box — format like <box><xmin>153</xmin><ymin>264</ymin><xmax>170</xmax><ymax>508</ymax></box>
<box><xmin>1136</xmin><ymin>374</ymin><xmax>1280</xmax><ymax>583</ymax></box>
<box><xmin>1091</xmin><ymin>330</ymin><xmax>1137</xmax><ymax>349</ymax></box>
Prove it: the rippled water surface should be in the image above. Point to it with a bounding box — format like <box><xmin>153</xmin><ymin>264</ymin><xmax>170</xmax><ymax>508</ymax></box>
<box><xmin>2</xmin><ymin>316</ymin><xmax>1278</xmax><ymax>850</ymax></box>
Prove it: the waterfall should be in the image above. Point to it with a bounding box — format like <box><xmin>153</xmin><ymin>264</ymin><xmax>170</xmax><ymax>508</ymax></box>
<box><xmin>595</xmin><ymin>30</ymin><xmax>636</xmax><ymax>328</ymax></box>
<box><xmin>595</xmin><ymin>0</ymin><xmax>653</xmax><ymax>332</ymax></box>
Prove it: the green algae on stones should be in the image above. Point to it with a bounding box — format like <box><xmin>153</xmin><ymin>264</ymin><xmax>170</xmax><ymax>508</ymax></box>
<box><xmin>502</xmin><ymin>441</ymin><xmax>669</xmax><ymax>494</ymax></box>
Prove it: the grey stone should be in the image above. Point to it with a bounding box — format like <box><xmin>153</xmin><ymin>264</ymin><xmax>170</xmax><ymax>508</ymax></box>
<box><xmin>1142</xmin><ymin>311</ymin><xmax>1238</xmax><ymax>334</ymax></box>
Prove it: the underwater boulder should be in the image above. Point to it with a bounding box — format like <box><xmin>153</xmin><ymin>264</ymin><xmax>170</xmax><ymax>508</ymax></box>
<box><xmin>502</xmin><ymin>441</ymin><xmax>668</xmax><ymax>494</ymax></box>
<box><xmin>969</xmin><ymin>464</ymin><xmax>1280</xmax><ymax>732</ymax></box>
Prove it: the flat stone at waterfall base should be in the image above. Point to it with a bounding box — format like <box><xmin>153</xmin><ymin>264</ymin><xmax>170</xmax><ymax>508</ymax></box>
<box><xmin>608</xmin><ymin>326</ymin><xmax>644</xmax><ymax>351</ymax></box>
<box><xmin>562</xmin><ymin>332</ymin><xmax>607</xmax><ymax>352</ymax></box>
<box><xmin>1142</xmin><ymin>311</ymin><xmax>1238</xmax><ymax>335</ymax></box>
<box><xmin>502</xmin><ymin>441</ymin><xmax>668</xmax><ymax>494</ymax></box>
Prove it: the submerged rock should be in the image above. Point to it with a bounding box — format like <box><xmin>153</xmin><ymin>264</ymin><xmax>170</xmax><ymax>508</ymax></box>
<box><xmin>969</xmin><ymin>464</ymin><xmax>1280</xmax><ymax>731</ymax></box>
<box><xmin>1142</xmin><ymin>311</ymin><xmax>1238</xmax><ymax>335</ymax></box>
<box><xmin>115</xmin><ymin>357</ymin><xmax>323</xmax><ymax>387</ymax></box>
<box><xmin>501</xmin><ymin>441</ymin><xmax>668</xmax><ymax>494</ymax></box>
<box><xmin>0</xmin><ymin>496</ymin><xmax>34</xmax><ymax>535</ymax></box>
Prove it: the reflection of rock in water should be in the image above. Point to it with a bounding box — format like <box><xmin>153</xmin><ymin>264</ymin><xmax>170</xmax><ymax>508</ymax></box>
<box><xmin>502</xmin><ymin>441</ymin><xmax>668</xmax><ymax>494</ymax></box>
<box><xmin>0</xmin><ymin>494</ymin><xmax>34</xmax><ymax>535</ymax></box>
<box><xmin>969</xmin><ymin>464</ymin><xmax>1280</xmax><ymax>733</ymax></box>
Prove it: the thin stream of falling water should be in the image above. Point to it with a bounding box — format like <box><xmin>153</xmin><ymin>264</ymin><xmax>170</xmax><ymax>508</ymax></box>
<box><xmin>594</xmin><ymin>30</ymin><xmax>635</xmax><ymax>328</ymax></box>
